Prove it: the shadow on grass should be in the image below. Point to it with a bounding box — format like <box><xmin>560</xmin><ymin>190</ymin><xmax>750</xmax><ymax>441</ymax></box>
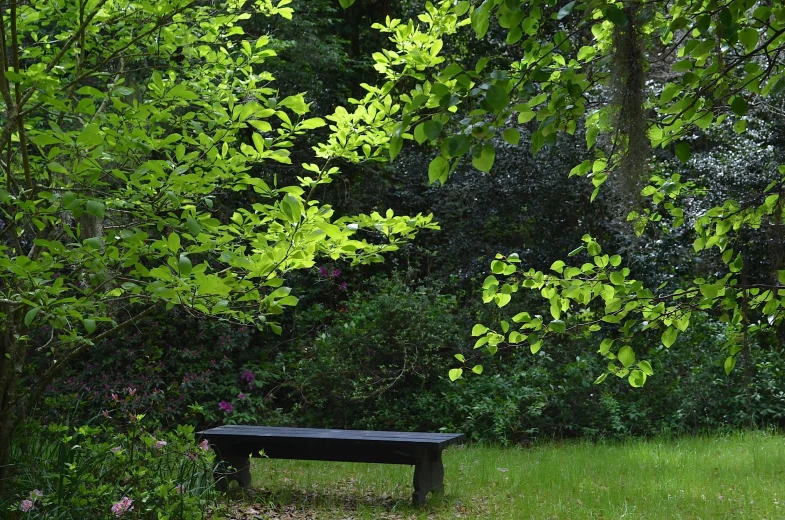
<box><xmin>222</xmin><ymin>484</ymin><xmax>456</xmax><ymax>518</ymax></box>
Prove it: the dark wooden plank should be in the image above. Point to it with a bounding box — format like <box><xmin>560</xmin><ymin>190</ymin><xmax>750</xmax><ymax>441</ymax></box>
<box><xmin>199</xmin><ymin>426</ymin><xmax>465</xmax><ymax>448</ymax></box>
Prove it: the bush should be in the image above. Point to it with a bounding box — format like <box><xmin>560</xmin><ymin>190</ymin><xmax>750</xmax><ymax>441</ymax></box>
<box><xmin>2</xmin><ymin>415</ymin><xmax>219</xmax><ymax>519</ymax></box>
<box><xmin>288</xmin><ymin>275</ymin><xmax>466</xmax><ymax>431</ymax></box>
<box><xmin>36</xmin><ymin>309</ymin><xmax>293</xmax><ymax>429</ymax></box>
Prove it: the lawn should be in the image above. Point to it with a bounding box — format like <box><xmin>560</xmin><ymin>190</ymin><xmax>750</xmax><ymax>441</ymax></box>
<box><xmin>223</xmin><ymin>430</ymin><xmax>785</xmax><ymax>519</ymax></box>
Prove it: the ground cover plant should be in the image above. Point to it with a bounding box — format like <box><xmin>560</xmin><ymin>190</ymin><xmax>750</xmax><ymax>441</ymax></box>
<box><xmin>226</xmin><ymin>430</ymin><xmax>785</xmax><ymax>519</ymax></box>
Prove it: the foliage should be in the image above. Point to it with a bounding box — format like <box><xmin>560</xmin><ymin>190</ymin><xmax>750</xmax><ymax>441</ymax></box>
<box><xmin>324</xmin><ymin>0</ymin><xmax>785</xmax><ymax>388</ymax></box>
<box><xmin>286</xmin><ymin>275</ymin><xmax>463</xmax><ymax>431</ymax></box>
<box><xmin>37</xmin><ymin>309</ymin><xmax>295</xmax><ymax>429</ymax></box>
<box><xmin>0</xmin><ymin>0</ymin><xmax>439</xmax><ymax>485</ymax></box>
<box><xmin>2</xmin><ymin>415</ymin><xmax>218</xmax><ymax>519</ymax></box>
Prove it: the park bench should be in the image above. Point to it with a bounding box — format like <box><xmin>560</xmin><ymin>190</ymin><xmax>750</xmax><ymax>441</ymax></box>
<box><xmin>198</xmin><ymin>425</ymin><xmax>465</xmax><ymax>505</ymax></box>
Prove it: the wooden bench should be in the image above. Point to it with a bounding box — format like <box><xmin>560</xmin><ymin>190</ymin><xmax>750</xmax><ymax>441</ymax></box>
<box><xmin>198</xmin><ymin>425</ymin><xmax>465</xmax><ymax>505</ymax></box>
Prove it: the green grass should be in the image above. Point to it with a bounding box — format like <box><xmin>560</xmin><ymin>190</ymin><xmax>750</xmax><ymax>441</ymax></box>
<box><xmin>232</xmin><ymin>430</ymin><xmax>785</xmax><ymax>519</ymax></box>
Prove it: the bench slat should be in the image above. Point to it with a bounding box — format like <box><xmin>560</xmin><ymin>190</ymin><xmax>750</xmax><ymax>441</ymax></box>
<box><xmin>200</xmin><ymin>426</ymin><xmax>465</xmax><ymax>448</ymax></box>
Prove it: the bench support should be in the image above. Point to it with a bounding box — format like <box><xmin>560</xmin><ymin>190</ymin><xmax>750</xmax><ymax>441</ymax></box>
<box><xmin>215</xmin><ymin>452</ymin><xmax>251</xmax><ymax>491</ymax></box>
<box><xmin>412</xmin><ymin>449</ymin><xmax>444</xmax><ymax>506</ymax></box>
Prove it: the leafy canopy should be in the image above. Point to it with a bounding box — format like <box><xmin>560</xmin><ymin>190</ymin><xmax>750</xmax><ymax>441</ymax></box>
<box><xmin>337</xmin><ymin>0</ymin><xmax>785</xmax><ymax>385</ymax></box>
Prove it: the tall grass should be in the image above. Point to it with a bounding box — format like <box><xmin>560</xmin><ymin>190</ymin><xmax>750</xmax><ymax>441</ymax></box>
<box><xmin>243</xmin><ymin>430</ymin><xmax>785</xmax><ymax>519</ymax></box>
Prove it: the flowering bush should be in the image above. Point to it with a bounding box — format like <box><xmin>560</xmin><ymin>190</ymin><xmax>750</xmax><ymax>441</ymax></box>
<box><xmin>3</xmin><ymin>415</ymin><xmax>221</xmax><ymax>519</ymax></box>
<box><xmin>34</xmin><ymin>310</ymin><xmax>293</xmax><ymax>429</ymax></box>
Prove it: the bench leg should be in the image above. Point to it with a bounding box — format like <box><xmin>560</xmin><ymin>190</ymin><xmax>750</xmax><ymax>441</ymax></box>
<box><xmin>215</xmin><ymin>453</ymin><xmax>252</xmax><ymax>491</ymax></box>
<box><xmin>412</xmin><ymin>449</ymin><xmax>445</xmax><ymax>506</ymax></box>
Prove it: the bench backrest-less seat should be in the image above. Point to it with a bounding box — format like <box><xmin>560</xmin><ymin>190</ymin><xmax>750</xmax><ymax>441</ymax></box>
<box><xmin>199</xmin><ymin>425</ymin><xmax>466</xmax><ymax>505</ymax></box>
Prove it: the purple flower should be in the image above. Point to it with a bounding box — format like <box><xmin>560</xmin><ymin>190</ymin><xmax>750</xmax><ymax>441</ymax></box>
<box><xmin>237</xmin><ymin>393</ymin><xmax>247</xmax><ymax>400</ymax></box>
<box><xmin>20</xmin><ymin>500</ymin><xmax>34</xmax><ymax>512</ymax></box>
<box><xmin>338</xmin><ymin>282</ymin><xmax>348</xmax><ymax>292</ymax></box>
<box><xmin>111</xmin><ymin>497</ymin><xmax>133</xmax><ymax>516</ymax></box>
<box><xmin>199</xmin><ymin>439</ymin><xmax>210</xmax><ymax>451</ymax></box>
<box><xmin>330</xmin><ymin>268</ymin><xmax>342</xmax><ymax>278</ymax></box>
<box><xmin>241</xmin><ymin>370</ymin><xmax>255</xmax><ymax>388</ymax></box>
<box><xmin>318</xmin><ymin>266</ymin><xmax>329</xmax><ymax>278</ymax></box>
<box><xmin>218</xmin><ymin>400</ymin><xmax>234</xmax><ymax>414</ymax></box>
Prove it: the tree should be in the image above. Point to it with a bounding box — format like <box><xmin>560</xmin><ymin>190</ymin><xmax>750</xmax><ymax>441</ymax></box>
<box><xmin>335</xmin><ymin>0</ymin><xmax>785</xmax><ymax>387</ymax></box>
<box><xmin>0</xmin><ymin>0</ymin><xmax>440</xmax><ymax>490</ymax></box>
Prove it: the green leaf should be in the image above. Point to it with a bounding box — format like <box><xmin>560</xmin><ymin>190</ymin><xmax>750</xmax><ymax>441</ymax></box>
<box><xmin>628</xmin><ymin>369</ymin><xmax>646</xmax><ymax>387</ymax></box>
<box><xmin>731</xmin><ymin>96</ymin><xmax>747</xmax><ymax>116</ymax></box>
<box><xmin>86</xmin><ymin>200</ymin><xmax>106</xmax><ymax>218</ymax></box>
<box><xmin>724</xmin><ymin>355</ymin><xmax>736</xmax><ymax>375</ymax></box>
<box><xmin>638</xmin><ymin>360</ymin><xmax>654</xmax><ymax>376</ymax></box>
<box><xmin>675</xmin><ymin>142</ymin><xmax>690</xmax><ymax>163</ymax></box>
<box><xmin>502</xmin><ymin>128</ymin><xmax>521</xmax><ymax>146</ymax></box>
<box><xmin>449</xmin><ymin>368</ymin><xmax>463</xmax><ymax>381</ymax></box>
<box><xmin>661</xmin><ymin>326</ymin><xmax>678</xmax><ymax>348</ymax></box>
<box><xmin>471</xmin><ymin>2</ymin><xmax>491</xmax><ymax>39</ymax></box>
<box><xmin>178</xmin><ymin>254</ymin><xmax>193</xmax><ymax>277</ymax></box>
<box><xmin>738</xmin><ymin>28</ymin><xmax>759</xmax><ymax>53</ymax></box>
<box><xmin>423</xmin><ymin>120</ymin><xmax>443</xmax><ymax>142</ymax></box>
<box><xmin>24</xmin><ymin>307</ymin><xmax>39</xmax><ymax>326</ymax></box>
<box><xmin>618</xmin><ymin>345</ymin><xmax>635</xmax><ymax>368</ymax></box>
<box><xmin>530</xmin><ymin>340</ymin><xmax>542</xmax><ymax>354</ymax></box>
<box><xmin>167</xmin><ymin>233</ymin><xmax>181</xmax><ymax>253</ymax></box>
<box><xmin>84</xmin><ymin>319</ymin><xmax>96</xmax><ymax>334</ymax></box>
<box><xmin>472</xmin><ymin>143</ymin><xmax>496</xmax><ymax>172</ymax></box>
<box><xmin>594</xmin><ymin>372</ymin><xmax>609</xmax><ymax>384</ymax></box>
<box><xmin>428</xmin><ymin>156</ymin><xmax>450</xmax><ymax>184</ymax></box>
<box><xmin>472</xmin><ymin>324</ymin><xmax>489</xmax><ymax>336</ymax></box>
<box><xmin>389</xmin><ymin>133</ymin><xmax>403</xmax><ymax>161</ymax></box>
<box><xmin>557</xmin><ymin>1</ymin><xmax>576</xmax><ymax>20</ymax></box>
<box><xmin>338</xmin><ymin>0</ymin><xmax>355</xmax><ymax>7</ymax></box>
<box><xmin>550</xmin><ymin>320</ymin><xmax>566</xmax><ymax>333</ymax></box>
<box><xmin>32</xmin><ymin>134</ymin><xmax>63</xmax><ymax>146</ymax></box>
<box><xmin>550</xmin><ymin>260</ymin><xmax>565</xmax><ymax>273</ymax></box>
<box><xmin>483</xmin><ymin>85</ymin><xmax>508</xmax><ymax>112</ymax></box>
<box><xmin>471</xmin><ymin>365</ymin><xmax>484</xmax><ymax>375</ymax></box>
<box><xmin>454</xmin><ymin>353</ymin><xmax>465</xmax><ymax>363</ymax></box>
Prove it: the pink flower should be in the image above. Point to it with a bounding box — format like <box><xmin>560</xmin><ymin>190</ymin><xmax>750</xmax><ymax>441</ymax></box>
<box><xmin>237</xmin><ymin>393</ymin><xmax>246</xmax><ymax>400</ymax></box>
<box><xmin>111</xmin><ymin>446</ymin><xmax>122</xmax><ymax>453</ymax></box>
<box><xmin>126</xmin><ymin>387</ymin><xmax>137</xmax><ymax>396</ymax></box>
<box><xmin>186</xmin><ymin>451</ymin><xmax>198</xmax><ymax>461</ymax></box>
<box><xmin>111</xmin><ymin>496</ymin><xmax>133</xmax><ymax>516</ymax></box>
<box><xmin>20</xmin><ymin>500</ymin><xmax>34</xmax><ymax>512</ymax></box>
<box><xmin>101</xmin><ymin>410</ymin><xmax>111</xmax><ymax>418</ymax></box>
<box><xmin>241</xmin><ymin>370</ymin><xmax>255</xmax><ymax>387</ymax></box>
<box><xmin>154</xmin><ymin>440</ymin><xmax>167</xmax><ymax>449</ymax></box>
<box><xmin>218</xmin><ymin>400</ymin><xmax>234</xmax><ymax>414</ymax></box>
<box><xmin>111</xmin><ymin>393</ymin><xmax>119</xmax><ymax>401</ymax></box>
<box><xmin>30</xmin><ymin>490</ymin><xmax>43</xmax><ymax>499</ymax></box>
<box><xmin>199</xmin><ymin>439</ymin><xmax>210</xmax><ymax>451</ymax></box>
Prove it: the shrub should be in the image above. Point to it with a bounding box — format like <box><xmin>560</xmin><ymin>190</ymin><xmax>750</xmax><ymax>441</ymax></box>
<box><xmin>36</xmin><ymin>309</ymin><xmax>293</xmax><ymax>429</ymax></box>
<box><xmin>2</xmin><ymin>415</ymin><xmax>219</xmax><ymax>520</ymax></box>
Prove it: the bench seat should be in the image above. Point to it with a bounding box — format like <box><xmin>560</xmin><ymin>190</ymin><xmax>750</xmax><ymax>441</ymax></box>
<box><xmin>199</xmin><ymin>425</ymin><xmax>465</xmax><ymax>505</ymax></box>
